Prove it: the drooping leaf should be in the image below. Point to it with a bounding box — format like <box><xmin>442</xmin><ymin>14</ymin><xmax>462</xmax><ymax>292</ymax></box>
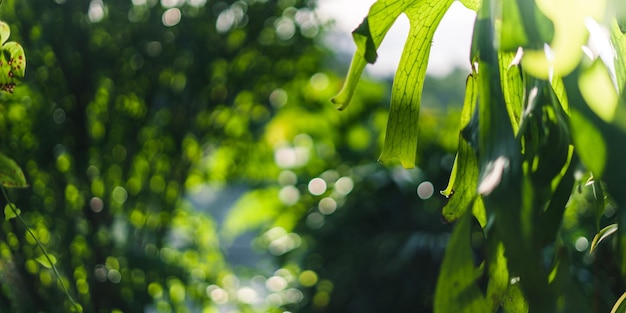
<box><xmin>590</xmin><ymin>224</ymin><xmax>618</xmax><ymax>254</ymax></box>
<box><xmin>474</xmin><ymin>2</ymin><xmax>555</xmax><ymax>310</ymax></box>
<box><xmin>331</xmin><ymin>0</ymin><xmax>418</xmax><ymax>109</ymax></box>
<box><xmin>0</xmin><ymin>21</ymin><xmax>25</xmax><ymax>94</ymax></box>
<box><xmin>332</xmin><ymin>0</ymin><xmax>455</xmax><ymax>168</ymax></box>
<box><xmin>0</xmin><ymin>153</ymin><xmax>28</xmax><ymax>188</ymax></box>
<box><xmin>434</xmin><ymin>208</ymin><xmax>488</xmax><ymax>313</ymax></box>
<box><xmin>441</xmin><ymin>74</ymin><xmax>481</xmax><ymax>224</ymax></box>
<box><xmin>378</xmin><ymin>0</ymin><xmax>455</xmax><ymax>168</ymax></box>
<box><xmin>499</xmin><ymin>51</ymin><xmax>523</xmax><ymax>134</ymax></box>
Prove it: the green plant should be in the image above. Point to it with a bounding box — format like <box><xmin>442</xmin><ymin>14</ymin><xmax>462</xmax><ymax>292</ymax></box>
<box><xmin>0</xmin><ymin>17</ymin><xmax>84</xmax><ymax>312</ymax></box>
<box><xmin>334</xmin><ymin>0</ymin><xmax>626</xmax><ymax>312</ymax></box>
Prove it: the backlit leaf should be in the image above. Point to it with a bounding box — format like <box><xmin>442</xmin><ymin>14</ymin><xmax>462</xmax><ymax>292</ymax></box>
<box><xmin>0</xmin><ymin>21</ymin><xmax>25</xmax><ymax>93</ymax></box>
<box><xmin>0</xmin><ymin>153</ymin><xmax>28</xmax><ymax>188</ymax></box>
<box><xmin>501</xmin><ymin>283</ymin><xmax>529</xmax><ymax>313</ymax></box>
<box><xmin>590</xmin><ymin>224</ymin><xmax>618</xmax><ymax>253</ymax></box>
<box><xmin>332</xmin><ymin>0</ymin><xmax>455</xmax><ymax>168</ymax></box>
<box><xmin>35</xmin><ymin>254</ymin><xmax>57</xmax><ymax>269</ymax></box>
<box><xmin>441</xmin><ymin>74</ymin><xmax>482</xmax><ymax>224</ymax></box>
<box><xmin>522</xmin><ymin>0</ymin><xmax>605</xmax><ymax>79</ymax></box>
<box><xmin>3</xmin><ymin>204</ymin><xmax>20</xmax><ymax>221</ymax></box>
<box><xmin>378</xmin><ymin>0</ymin><xmax>454</xmax><ymax>168</ymax></box>
<box><xmin>611</xmin><ymin>18</ymin><xmax>626</xmax><ymax>94</ymax></box>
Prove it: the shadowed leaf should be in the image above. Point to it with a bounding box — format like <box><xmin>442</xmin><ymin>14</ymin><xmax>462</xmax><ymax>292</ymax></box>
<box><xmin>0</xmin><ymin>153</ymin><xmax>28</xmax><ymax>188</ymax></box>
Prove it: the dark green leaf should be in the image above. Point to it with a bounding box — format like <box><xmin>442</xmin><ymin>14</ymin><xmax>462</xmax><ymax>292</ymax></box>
<box><xmin>434</xmin><ymin>209</ymin><xmax>488</xmax><ymax>312</ymax></box>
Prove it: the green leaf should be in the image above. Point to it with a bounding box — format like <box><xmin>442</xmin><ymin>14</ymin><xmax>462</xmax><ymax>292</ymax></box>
<box><xmin>578</xmin><ymin>59</ymin><xmax>619</xmax><ymax>123</ymax></box>
<box><xmin>500</xmin><ymin>0</ymin><xmax>528</xmax><ymax>50</ymax></box>
<box><xmin>474</xmin><ymin>2</ymin><xmax>555</xmax><ymax>310</ymax></box>
<box><xmin>332</xmin><ymin>0</ymin><xmax>455</xmax><ymax>168</ymax></box>
<box><xmin>378</xmin><ymin>0</ymin><xmax>454</xmax><ymax>168</ymax></box>
<box><xmin>35</xmin><ymin>254</ymin><xmax>57</xmax><ymax>269</ymax></box>
<box><xmin>434</xmin><ymin>208</ymin><xmax>488</xmax><ymax>313</ymax></box>
<box><xmin>459</xmin><ymin>0</ymin><xmax>481</xmax><ymax>11</ymax></box>
<box><xmin>501</xmin><ymin>283</ymin><xmax>529</xmax><ymax>313</ymax></box>
<box><xmin>3</xmin><ymin>203</ymin><xmax>20</xmax><ymax>221</ymax></box>
<box><xmin>441</xmin><ymin>74</ymin><xmax>482</xmax><ymax>224</ymax></box>
<box><xmin>222</xmin><ymin>187</ymin><xmax>284</xmax><ymax>240</ymax></box>
<box><xmin>0</xmin><ymin>153</ymin><xmax>28</xmax><ymax>188</ymax></box>
<box><xmin>0</xmin><ymin>21</ymin><xmax>25</xmax><ymax>93</ymax></box>
<box><xmin>611</xmin><ymin>18</ymin><xmax>626</xmax><ymax>94</ymax></box>
<box><xmin>331</xmin><ymin>0</ymin><xmax>417</xmax><ymax>110</ymax></box>
<box><xmin>590</xmin><ymin>224</ymin><xmax>618</xmax><ymax>253</ymax></box>
<box><xmin>485</xmin><ymin>239</ymin><xmax>509</xmax><ymax>311</ymax></box>
<box><xmin>522</xmin><ymin>0</ymin><xmax>605</xmax><ymax>79</ymax></box>
<box><xmin>499</xmin><ymin>51</ymin><xmax>523</xmax><ymax>134</ymax></box>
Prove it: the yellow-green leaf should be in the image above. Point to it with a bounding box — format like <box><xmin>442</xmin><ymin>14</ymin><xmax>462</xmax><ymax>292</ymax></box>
<box><xmin>3</xmin><ymin>204</ymin><xmax>20</xmax><ymax>221</ymax></box>
<box><xmin>35</xmin><ymin>254</ymin><xmax>57</xmax><ymax>269</ymax></box>
<box><xmin>0</xmin><ymin>153</ymin><xmax>28</xmax><ymax>188</ymax></box>
<box><xmin>378</xmin><ymin>0</ymin><xmax>454</xmax><ymax>168</ymax></box>
<box><xmin>522</xmin><ymin>0</ymin><xmax>605</xmax><ymax>79</ymax></box>
<box><xmin>331</xmin><ymin>0</ymin><xmax>416</xmax><ymax>110</ymax></box>
<box><xmin>590</xmin><ymin>223</ymin><xmax>618</xmax><ymax>253</ymax></box>
<box><xmin>0</xmin><ymin>22</ymin><xmax>26</xmax><ymax>93</ymax></box>
<box><xmin>332</xmin><ymin>0</ymin><xmax>455</xmax><ymax>168</ymax></box>
<box><xmin>441</xmin><ymin>74</ymin><xmax>483</xmax><ymax>224</ymax></box>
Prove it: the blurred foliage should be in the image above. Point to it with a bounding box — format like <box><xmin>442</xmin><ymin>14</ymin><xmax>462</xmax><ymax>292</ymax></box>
<box><xmin>0</xmin><ymin>0</ymin><xmax>472</xmax><ymax>312</ymax></box>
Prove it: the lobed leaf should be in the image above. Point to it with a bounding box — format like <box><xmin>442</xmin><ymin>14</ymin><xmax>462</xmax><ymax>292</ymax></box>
<box><xmin>332</xmin><ymin>0</ymin><xmax>455</xmax><ymax>168</ymax></box>
<box><xmin>331</xmin><ymin>0</ymin><xmax>416</xmax><ymax>110</ymax></box>
<box><xmin>378</xmin><ymin>0</ymin><xmax>455</xmax><ymax>168</ymax></box>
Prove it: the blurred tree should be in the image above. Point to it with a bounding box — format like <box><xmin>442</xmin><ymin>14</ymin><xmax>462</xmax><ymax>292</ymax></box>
<box><xmin>0</xmin><ymin>0</ymin><xmax>475</xmax><ymax>312</ymax></box>
<box><xmin>0</xmin><ymin>0</ymin><xmax>328</xmax><ymax>312</ymax></box>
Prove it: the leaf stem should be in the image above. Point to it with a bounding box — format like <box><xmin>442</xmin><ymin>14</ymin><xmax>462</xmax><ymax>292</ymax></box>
<box><xmin>1</xmin><ymin>185</ymin><xmax>82</xmax><ymax>312</ymax></box>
